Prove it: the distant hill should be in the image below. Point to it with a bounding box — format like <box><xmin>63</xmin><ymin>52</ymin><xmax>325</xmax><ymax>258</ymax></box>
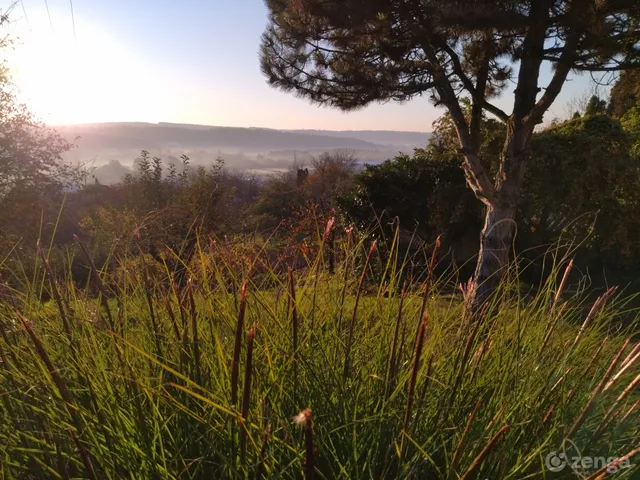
<box><xmin>60</xmin><ymin>122</ymin><xmax>431</xmax><ymax>152</ymax></box>
<box><xmin>59</xmin><ymin>122</ymin><xmax>432</xmax><ymax>179</ymax></box>
<box><xmin>61</xmin><ymin>123</ymin><xmax>393</xmax><ymax>152</ymax></box>
<box><xmin>285</xmin><ymin>129</ymin><xmax>432</xmax><ymax>149</ymax></box>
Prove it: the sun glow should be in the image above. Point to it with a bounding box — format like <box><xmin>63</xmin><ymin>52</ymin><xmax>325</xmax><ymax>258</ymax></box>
<box><xmin>8</xmin><ymin>9</ymin><xmax>168</xmax><ymax>125</ymax></box>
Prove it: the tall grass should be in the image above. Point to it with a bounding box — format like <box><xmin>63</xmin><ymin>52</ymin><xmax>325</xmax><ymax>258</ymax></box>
<box><xmin>0</xmin><ymin>228</ymin><xmax>638</xmax><ymax>479</ymax></box>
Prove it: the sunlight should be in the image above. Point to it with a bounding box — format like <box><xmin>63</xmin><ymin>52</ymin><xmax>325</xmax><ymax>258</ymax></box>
<box><xmin>8</xmin><ymin>8</ymin><xmax>165</xmax><ymax>124</ymax></box>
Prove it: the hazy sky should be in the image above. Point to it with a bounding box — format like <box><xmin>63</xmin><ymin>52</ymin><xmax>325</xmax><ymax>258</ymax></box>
<box><xmin>6</xmin><ymin>0</ymin><xmax>605</xmax><ymax>131</ymax></box>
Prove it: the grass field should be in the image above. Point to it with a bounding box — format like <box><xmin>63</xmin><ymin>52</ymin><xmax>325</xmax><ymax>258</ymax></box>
<box><xmin>0</xmin><ymin>232</ymin><xmax>638</xmax><ymax>479</ymax></box>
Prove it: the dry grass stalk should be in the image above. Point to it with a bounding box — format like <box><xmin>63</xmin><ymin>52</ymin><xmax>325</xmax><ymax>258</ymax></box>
<box><xmin>596</xmin><ymin>374</ymin><xmax>640</xmax><ymax>435</ymax></box>
<box><xmin>240</xmin><ymin>326</ymin><xmax>256</xmax><ymax>464</ymax></box>
<box><xmin>468</xmin><ymin>315</ymin><xmax>500</xmax><ymax>389</ymax></box>
<box><xmin>139</xmin><ymin>250</ymin><xmax>163</xmax><ymax>358</ymax></box>
<box><xmin>566</xmin><ymin>338</ymin><xmax>630</xmax><ymax>439</ymax></box>
<box><xmin>18</xmin><ymin>314</ymin><xmax>96</xmax><ymax>478</ymax></box>
<box><xmin>584</xmin><ymin>445</ymin><xmax>640</xmax><ymax>480</ymax></box>
<box><xmin>288</xmin><ymin>268</ymin><xmax>299</xmax><ymax>394</ymax></box>
<box><xmin>343</xmin><ymin>240</ymin><xmax>377</xmax><ymax>380</ymax></box>
<box><xmin>539</xmin><ymin>302</ymin><xmax>567</xmax><ymax>357</ymax></box>
<box><xmin>447</xmin><ymin>304</ymin><xmax>486</xmax><ymax>411</ymax></box>
<box><xmin>458</xmin><ymin>425</ymin><xmax>510</xmax><ymax>480</ymax></box>
<box><xmin>255</xmin><ymin>424</ymin><xmax>271</xmax><ymax>480</ymax></box>
<box><xmin>387</xmin><ymin>283</ymin><xmax>406</xmax><ymax>390</ymax></box>
<box><xmin>18</xmin><ymin>315</ymin><xmax>74</xmax><ymax>407</ymax></box>
<box><xmin>620</xmin><ymin>399</ymin><xmax>639</xmax><ymax>424</ymax></box>
<box><xmin>187</xmin><ymin>280</ymin><xmax>201</xmax><ymax>384</ymax></box>
<box><xmin>484</xmin><ymin>406</ymin><xmax>505</xmax><ymax>434</ymax></box>
<box><xmin>620</xmin><ymin>342</ymin><xmax>640</xmax><ymax>369</ymax></box>
<box><xmin>293</xmin><ymin>408</ymin><xmax>315</xmax><ymax>480</ymax></box>
<box><xmin>404</xmin><ymin>314</ymin><xmax>428</xmax><ymax>433</ymax></box>
<box><xmin>412</xmin><ymin>352</ymin><xmax>436</xmax><ymax>429</ymax></box>
<box><xmin>162</xmin><ymin>290</ymin><xmax>182</xmax><ymax>342</ymax></box>
<box><xmin>605</xmin><ymin>345</ymin><xmax>640</xmax><ymax>391</ymax></box>
<box><xmin>581</xmin><ymin>338</ymin><xmax>608</xmax><ymax>378</ymax></box>
<box><xmin>550</xmin><ymin>368</ymin><xmax>573</xmax><ymax>393</ymax></box>
<box><xmin>70</xmin><ymin>429</ymin><xmax>97</xmax><ymax>480</ymax></box>
<box><xmin>417</xmin><ymin>236</ymin><xmax>441</xmax><ymax>337</ymax></box>
<box><xmin>543</xmin><ymin>405</ymin><xmax>556</xmax><ymax>424</ymax></box>
<box><xmin>541</xmin><ymin>366</ymin><xmax>574</xmax><ymax>424</ymax></box>
<box><xmin>231</xmin><ymin>281</ymin><xmax>249</xmax><ymax>407</ymax></box>
<box><xmin>448</xmin><ymin>399</ymin><xmax>482</xmax><ymax>479</ymax></box>
<box><xmin>571</xmin><ymin>287</ymin><xmax>617</xmax><ymax>352</ymax></box>
<box><xmin>553</xmin><ymin>259</ymin><xmax>573</xmax><ymax>310</ymax></box>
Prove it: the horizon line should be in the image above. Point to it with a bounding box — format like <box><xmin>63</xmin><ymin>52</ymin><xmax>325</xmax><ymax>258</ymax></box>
<box><xmin>53</xmin><ymin>121</ymin><xmax>432</xmax><ymax>134</ymax></box>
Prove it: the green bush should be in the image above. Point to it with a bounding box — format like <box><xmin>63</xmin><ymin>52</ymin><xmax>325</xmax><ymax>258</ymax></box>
<box><xmin>339</xmin><ymin>115</ymin><xmax>640</xmax><ymax>285</ymax></box>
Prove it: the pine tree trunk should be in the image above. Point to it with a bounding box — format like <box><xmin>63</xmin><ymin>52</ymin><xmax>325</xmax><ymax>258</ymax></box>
<box><xmin>471</xmin><ymin>202</ymin><xmax>517</xmax><ymax>311</ymax></box>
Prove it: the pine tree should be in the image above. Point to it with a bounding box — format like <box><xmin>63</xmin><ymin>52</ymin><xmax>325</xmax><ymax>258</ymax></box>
<box><xmin>585</xmin><ymin>95</ymin><xmax>607</xmax><ymax>116</ymax></box>
<box><xmin>261</xmin><ymin>0</ymin><xmax>640</xmax><ymax>309</ymax></box>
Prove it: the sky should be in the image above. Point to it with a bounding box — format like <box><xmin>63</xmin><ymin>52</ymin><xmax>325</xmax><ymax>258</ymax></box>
<box><xmin>3</xmin><ymin>0</ymin><xmax>606</xmax><ymax>131</ymax></box>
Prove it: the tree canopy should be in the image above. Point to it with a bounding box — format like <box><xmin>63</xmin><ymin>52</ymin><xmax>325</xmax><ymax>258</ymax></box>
<box><xmin>0</xmin><ymin>31</ymin><xmax>78</xmax><ymax>264</ymax></box>
<box><xmin>585</xmin><ymin>95</ymin><xmax>607</xmax><ymax>115</ymax></box>
<box><xmin>609</xmin><ymin>69</ymin><xmax>640</xmax><ymax>118</ymax></box>
<box><xmin>262</xmin><ymin>0</ymin><xmax>640</xmax><ymax>202</ymax></box>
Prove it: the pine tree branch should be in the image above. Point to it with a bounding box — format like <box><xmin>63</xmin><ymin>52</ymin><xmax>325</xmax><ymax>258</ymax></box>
<box><xmin>421</xmin><ymin>45</ymin><xmax>496</xmax><ymax>205</ymax></box>
<box><xmin>440</xmin><ymin>44</ymin><xmax>509</xmax><ymax>123</ymax></box>
<box><xmin>470</xmin><ymin>41</ymin><xmax>492</xmax><ymax>153</ymax></box>
<box><xmin>511</xmin><ymin>0</ymin><xmax>552</xmax><ymax>123</ymax></box>
<box><xmin>526</xmin><ymin>32</ymin><xmax>581</xmax><ymax>129</ymax></box>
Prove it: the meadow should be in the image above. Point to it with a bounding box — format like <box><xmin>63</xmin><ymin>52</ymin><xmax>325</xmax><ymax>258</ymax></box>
<box><xmin>0</xmin><ymin>230</ymin><xmax>638</xmax><ymax>479</ymax></box>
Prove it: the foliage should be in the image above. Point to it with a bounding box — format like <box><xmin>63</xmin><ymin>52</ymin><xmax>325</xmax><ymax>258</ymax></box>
<box><xmin>306</xmin><ymin>151</ymin><xmax>357</xmax><ymax>208</ymax></box>
<box><xmin>340</xmin><ymin>114</ymin><xmax>640</xmax><ymax>279</ymax></box>
<box><xmin>78</xmin><ymin>152</ymin><xmax>240</xmax><ymax>267</ymax></box>
<box><xmin>252</xmin><ymin>168</ymin><xmax>312</xmax><ymax>231</ymax></box>
<box><xmin>0</xmin><ymin>36</ymin><xmax>76</xmax><ymax>228</ymax></box>
<box><xmin>523</xmin><ymin>115</ymin><xmax>640</xmax><ymax>269</ymax></box>
<box><xmin>254</xmin><ymin>151</ymin><xmax>356</xmax><ymax>240</ymax></box>
<box><xmin>0</xmin><ymin>144</ymin><xmax>263</xmax><ymax>292</ymax></box>
<box><xmin>0</xmin><ymin>65</ymin><xmax>76</xmax><ymax>199</ymax></box>
<box><xmin>0</xmin><ymin>50</ymin><xmax>79</xmax><ymax>282</ymax></box>
<box><xmin>336</xmin><ymin>103</ymin><xmax>488</xmax><ymax>256</ymax></box>
<box><xmin>337</xmin><ymin>152</ymin><xmax>481</xmax><ymax>260</ymax></box>
<box><xmin>260</xmin><ymin>0</ymin><xmax>640</xmax><ymax>196</ymax></box>
<box><xmin>422</xmin><ymin>97</ymin><xmax>506</xmax><ymax>175</ymax></box>
<box><xmin>1</xmin><ymin>10</ymin><xmax>639</xmax><ymax>475</ymax></box>
<box><xmin>78</xmin><ymin>206</ymin><xmax>140</xmax><ymax>259</ymax></box>
<box><xmin>621</xmin><ymin>100</ymin><xmax>640</xmax><ymax>158</ymax></box>
<box><xmin>609</xmin><ymin>70</ymin><xmax>640</xmax><ymax>119</ymax></box>
<box><xmin>0</xmin><ymin>98</ymin><xmax>75</xmax><ymax>195</ymax></box>
<box><xmin>585</xmin><ymin>95</ymin><xmax>607</xmax><ymax>116</ymax></box>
